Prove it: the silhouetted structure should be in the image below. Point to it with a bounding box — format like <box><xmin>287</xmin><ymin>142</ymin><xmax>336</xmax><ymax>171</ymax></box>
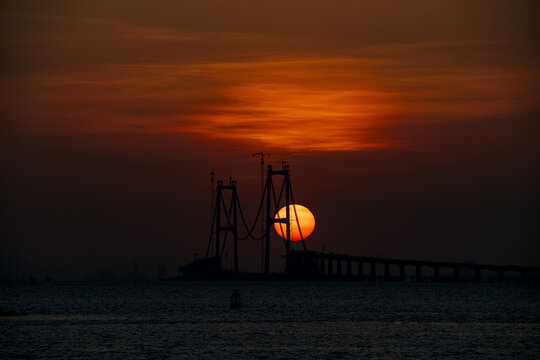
<box><xmin>179</xmin><ymin>164</ymin><xmax>539</xmax><ymax>283</ymax></box>
<box><xmin>96</xmin><ymin>268</ymin><xmax>116</xmax><ymax>281</ymax></box>
<box><xmin>181</xmin><ymin>164</ymin><xmax>307</xmax><ymax>279</ymax></box>
<box><xmin>214</xmin><ymin>180</ymin><xmax>239</xmax><ymax>275</ymax></box>
<box><xmin>179</xmin><ymin>257</ymin><xmax>222</xmax><ymax>280</ymax></box>
<box><xmin>157</xmin><ymin>265</ymin><xmax>166</xmax><ymax>280</ymax></box>
<box><xmin>287</xmin><ymin>251</ymin><xmax>540</xmax><ymax>283</ymax></box>
<box><xmin>126</xmin><ymin>262</ymin><xmax>144</xmax><ymax>281</ymax></box>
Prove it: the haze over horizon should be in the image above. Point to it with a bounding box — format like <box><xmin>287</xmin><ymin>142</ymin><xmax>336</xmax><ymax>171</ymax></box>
<box><xmin>1</xmin><ymin>0</ymin><xmax>539</xmax><ymax>280</ymax></box>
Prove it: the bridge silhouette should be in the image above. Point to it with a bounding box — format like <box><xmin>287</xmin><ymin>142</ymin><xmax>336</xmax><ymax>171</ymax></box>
<box><xmin>287</xmin><ymin>251</ymin><xmax>540</xmax><ymax>282</ymax></box>
<box><xmin>180</xmin><ymin>164</ymin><xmax>540</xmax><ymax>282</ymax></box>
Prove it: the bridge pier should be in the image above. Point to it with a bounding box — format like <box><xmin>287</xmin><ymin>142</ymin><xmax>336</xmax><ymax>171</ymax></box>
<box><xmin>416</xmin><ymin>265</ymin><xmax>422</xmax><ymax>282</ymax></box>
<box><xmin>453</xmin><ymin>267</ymin><xmax>460</xmax><ymax>282</ymax></box>
<box><xmin>281</xmin><ymin>251</ymin><xmax>539</xmax><ymax>283</ymax></box>
<box><xmin>370</xmin><ymin>262</ymin><xmax>376</xmax><ymax>282</ymax></box>
<box><xmin>474</xmin><ymin>268</ymin><xmax>481</xmax><ymax>283</ymax></box>
<box><xmin>328</xmin><ymin>258</ymin><xmax>333</xmax><ymax>277</ymax></box>
<box><xmin>433</xmin><ymin>266</ymin><xmax>440</xmax><ymax>282</ymax></box>
<box><xmin>384</xmin><ymin>263</ymin><xmax>391</xmax><ymax>282</ymax></box>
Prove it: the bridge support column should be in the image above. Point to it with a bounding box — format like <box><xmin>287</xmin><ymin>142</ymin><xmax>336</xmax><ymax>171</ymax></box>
<box><xmin>416</xmin><ymin>265</ymin><xmax>422</xmax><ymax>282</ymax></box>
<box><xmin>320</xmin><ymin>257</ymin><xmax>326</xmax><ymax>278</ymax></box>
<box><xmin>384</xmin><ymin>263</ymin><xmax>391</xmax><ymax>282</ymax></box>
<box><xmin>347</xmin><ymin>260</ymin><xmax>352</xmax><ymax>278</ymax></box>
<box><xmin>337</xmin><ymin>259</ymin><xmax>342</xmax><ymax>278</ymax></box>
<box><xmin>399</xmin><ymin>264</ymin><xmax>405</xmax><ymax>282</ymax></box>
<box><xmin>433</xmin><ymin>266</ymin><xmax>440</xmax><ymax>282</ymax></box>
<box><xmin>453</xmin><ymin>267</ymin><xmax>460</xmax><ymax>282</ymax></box>
<box><xmin>328</xmin><ymin>258</ymin><xmax>333</xmax><ymax>277</ymax></box>
<box><xmin>475</xmin><ymin>268</ymin><xmax>481</xmax><ymax>283</ymax></box>
<box><xmin>358</xmin><ymin>261</ymin><xmax>363</xmax><ymax>280</ymax></box>
<box><xmin>370</xmin><ymin>262</ymin><xmax>376</xmax><ymax>282</ymax></box>
<box><xmin>497</xmin><ymin>270</ymin><xmax>504</xmax><ymax>283</ymax></box>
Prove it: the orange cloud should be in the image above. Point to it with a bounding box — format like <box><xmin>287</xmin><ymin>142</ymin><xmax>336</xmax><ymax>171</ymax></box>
<box><xmin>157</xmin><ymin>54</ymin><xmax>538</xmax><ymax>151</ymax></box>
<box><xmin>3</xmin><ymin>40</ymin><xmax>537</xmax><ymax>152</ymax></box>
<box><xmin>172</xmin><ymin>82</ymin><xmax>394</xmax><ymax>151</ymax></box>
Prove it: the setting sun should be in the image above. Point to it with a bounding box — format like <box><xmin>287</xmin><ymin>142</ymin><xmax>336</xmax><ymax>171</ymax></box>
<box><xmin>274</xmin><ymin>204</ymin><xmax>315</xmax><ymax>241</ymax></box>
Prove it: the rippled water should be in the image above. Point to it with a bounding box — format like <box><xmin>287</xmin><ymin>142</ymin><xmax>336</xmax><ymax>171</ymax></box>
<box><xmin>1</xmin><ymin>282</ymin><xmax>539</xmax><ymax>359</ymax></box>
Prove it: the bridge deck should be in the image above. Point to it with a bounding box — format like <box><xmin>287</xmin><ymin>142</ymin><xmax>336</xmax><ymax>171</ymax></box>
<box><xmin>286</xmin><ymin>250</ymin><xmax>540</xmax><ymax>281</ymax></box>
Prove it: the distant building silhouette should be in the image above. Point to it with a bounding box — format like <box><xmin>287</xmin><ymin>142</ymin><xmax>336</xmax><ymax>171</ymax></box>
<box><xmin>157</xmin><ymin>265</ymin><xmax>166</xmax><ymax>280</ymax></box>
<box><xmin>96</xmin><ymin>268</ymin><xmax>116</xmax><ymax>281</ymax></box>
<box><xmin>126</xmin><ymin>262</ymin><xmax>145</xmax><ymax>281</ymax></box>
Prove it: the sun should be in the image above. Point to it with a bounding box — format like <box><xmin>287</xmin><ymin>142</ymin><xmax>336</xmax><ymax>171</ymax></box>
<box><xmin>274</xmin><ymin>204</ymin><xmax>315</xmax><ymax>241</ymax></box>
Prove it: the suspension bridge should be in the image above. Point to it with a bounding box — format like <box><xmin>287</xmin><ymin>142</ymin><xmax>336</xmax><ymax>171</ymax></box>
<box><xmin>180</xmin><ymin>163</ymin><xmax>305</xmax><ymax>279</ymax></box>
<box><xmin>179</xmin><ymin>164</ymin><xmax>540</xmax><ymax>282</ymax></box>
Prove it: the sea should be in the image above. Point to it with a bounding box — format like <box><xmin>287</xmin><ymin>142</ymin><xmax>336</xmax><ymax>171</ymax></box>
<box><xmin>1</xmin><ymin>281</ymin><xmax>539</xmax><ymax>359</ymax></box>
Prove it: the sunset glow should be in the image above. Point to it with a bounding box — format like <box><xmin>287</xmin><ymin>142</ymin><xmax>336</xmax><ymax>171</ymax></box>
<box><xmin>2</xmin><ymin>0</ymin><xmax>539</xmax><ymax>282</ymax></box>
<box><xmin>274</xmin><ymin>204</ymin><xmax>315</xmax><ymax>241</ymax></box>
<box><xmin>5</xmin><ymin>42</ymin><xmax>536</xmax><ymax>152</ymax></box>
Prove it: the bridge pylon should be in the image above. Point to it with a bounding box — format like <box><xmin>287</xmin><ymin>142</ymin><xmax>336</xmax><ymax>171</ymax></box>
<box><xmin>214</xmin><ymin>179</ymin><xmax>239</xmax><ymax>275</ymax></box>
<box><xmin>264</xmin><ymin>164</ymin><xmax>293</xmax><ymax>274</ymax></box>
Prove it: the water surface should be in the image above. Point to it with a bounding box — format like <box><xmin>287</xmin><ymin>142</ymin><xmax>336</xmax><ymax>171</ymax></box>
<box><xmin>1</xmin><ymin>282</ymin><xmax>539</xmax><ymax>359</ymax></box>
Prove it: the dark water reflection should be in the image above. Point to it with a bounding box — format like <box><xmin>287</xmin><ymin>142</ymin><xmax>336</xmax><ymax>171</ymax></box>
<box><xmin>1</xmin><ymin>282</ymin><xmax>539</xmax><ymax>359</ymax></box>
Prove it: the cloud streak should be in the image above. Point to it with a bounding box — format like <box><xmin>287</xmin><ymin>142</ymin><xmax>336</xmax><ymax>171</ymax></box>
<box><xmin>4</xmin><ymin>48</ymin><xmax>537</xmax><ymax>151</ymax></box>
<box><xmin>2</xmin><ymin>9</ymin><xmax>538</xmax><ymax>151</ymax></box>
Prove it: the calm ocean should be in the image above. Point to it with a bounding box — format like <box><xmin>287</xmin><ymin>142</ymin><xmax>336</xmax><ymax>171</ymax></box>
<box><xmin>1</xmin><ymin>281</ymin><xmax>539</xmax><ymax>359</ymax></box>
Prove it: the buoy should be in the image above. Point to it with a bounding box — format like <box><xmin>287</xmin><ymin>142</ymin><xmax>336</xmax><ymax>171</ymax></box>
<box><xmin>230</xmin><ymin>289</ymin><xmax>242</xmax><ymax>308</ymax></box>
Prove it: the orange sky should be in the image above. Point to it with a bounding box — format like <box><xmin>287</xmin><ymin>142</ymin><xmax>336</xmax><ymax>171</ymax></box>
<box><xmin>1</xmin><ymin>0</ymin><xmax>539</xmax><ymax>277</ymax></box>
<box><xmin>2</xmin><ymin>1</ymin><xmax>538</xmax><ymax>152</ymax></box>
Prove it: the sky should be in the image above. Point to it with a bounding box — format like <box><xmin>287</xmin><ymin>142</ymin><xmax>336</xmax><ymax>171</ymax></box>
<box><xmin>1</xmin><ymin>0</ymin><xmax>539</xmax><ymax>279</ymax></box>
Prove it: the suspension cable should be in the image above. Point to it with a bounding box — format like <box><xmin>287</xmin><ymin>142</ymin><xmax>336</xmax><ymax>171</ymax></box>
<box><xmin>209</xmin><ymin>171</ymin><xmax>306</xmax><ymax>257</ymax></box>
<box><xmin>205</xmin><ymin>201</ymin><xmax>218</xmax><ymax>258</ymax></box>
<box><xmin>272</xmin><ymin>180</ymin><xmax>287</xmax><ymax>248</ymax></box>
<box><xmin>289</xmin><ymin>178</ymin><xmax>308</xmax><ymax>251</ymax></box>
<box><xmin>237</xmin><ymin>181</ymin><xmax>268</xmax><ymax>240</ymax></box>
<box><xmin>273</xmin><ymin>178</ymin><xmax>285</xmax><ymax>212</ymax></box>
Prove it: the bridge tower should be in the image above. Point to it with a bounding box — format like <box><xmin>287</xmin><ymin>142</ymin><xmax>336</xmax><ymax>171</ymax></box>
<box><xmin>214</xmin><ymin>179</ymin><xmax>239</xmax><ymax>275</ymax></box>
<box><xmin>264</xmin><ymin>164</ymin><xmax>291</xmax><ymax>274</ymax></box>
